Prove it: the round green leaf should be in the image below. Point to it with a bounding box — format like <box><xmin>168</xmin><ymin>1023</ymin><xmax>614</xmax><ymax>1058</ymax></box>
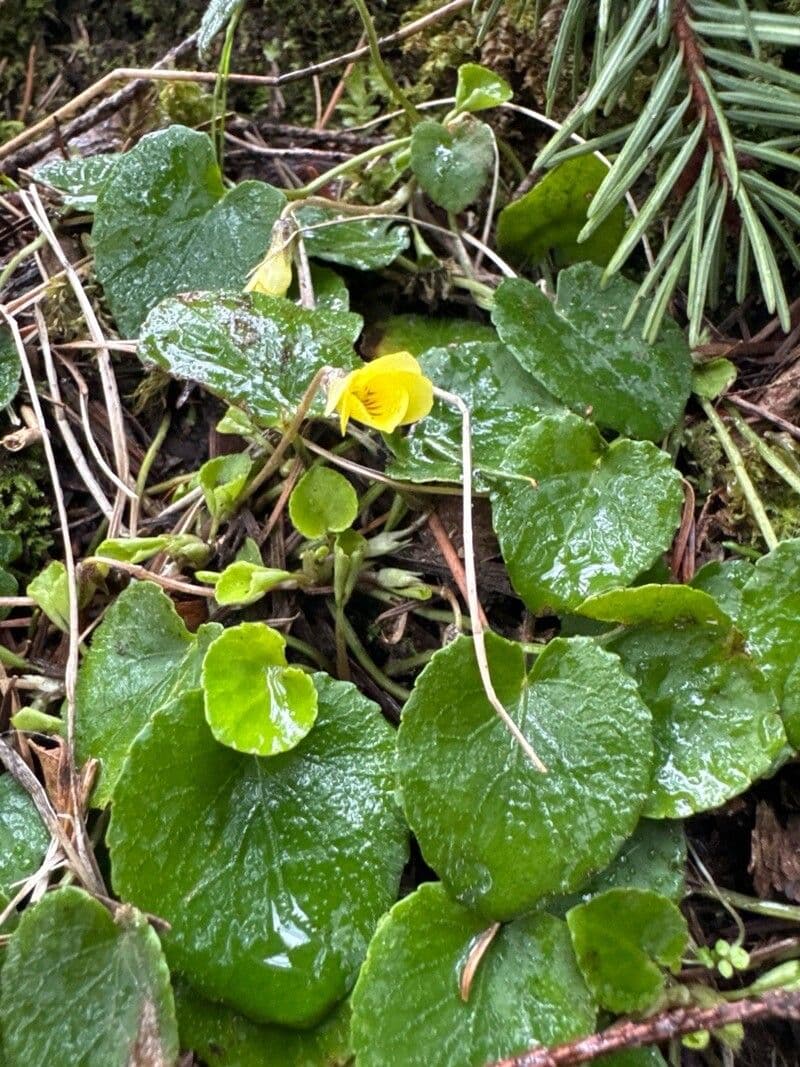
<box><xmin>738</xmin><ymin>540</ymin><xmax>800</xmax><ymax>747</ymax></box>
<box><xmin>497</xmin><ymin>156</ymin><xmax>625</xmax><ymax>268</ymax></box>
<box><xmin>410</xmin><ymin>118</ymin><xmax>495</xmax><ymax>213</ymax></box>
<box><xmin>108</xmin><ymin>682</ymin><xmax>408</xmax><ymax>1027</ymax></box>
<box><xmin>608</xmin><ymin>622</ymin><xmax>786</xmax><ymax>817</ymax></box>
<box><xmin>289</xmin><ymin>467</ymin><xmax>358</xmax><ymax>538</ymax></box>
<box><xmin>398</xmin><ymin>634</ymin><xmax>653</xmax><ymax>918</ymax></box>
<box><xmin>352</xmin><ymin>883</ymin><xmax>594</xmax><ymax>1067</ymax></box>
<box><xmin>175</xmin><ymin>981</ymin><xmax>352</xmax><ymax>1067</ymax></box>
<box><xmin>492</xmin><ymin>265</ymin><xmax>693</xmax><ymax>441</ymax></box>
<box><xmin>454</xmin><ymin>63</ymin><xmax>512</xmax><ymax>112</ymax></box>
<box><xmin>692</xmin><ymin>357</ymin><xmax>737</xmax><ymax>399</ymax></box>
<box><xmin>92</xmin><ymin>125</ymin><xmax>286</xmax><ymax>335</ymax></box>
<box><xmin>214</xmin><ymin>561</ymin><xmax>293</xmax><ymax>606</ymax></box>
<box><xmin>75</xmin><ymin>580</ymin><xmax>222</xmax><ymax>807</ymax></box>
<box><xmin>202</xmin><ymin>622</ymin><xmax>318</xmax><ymax>756</ymax></box>
<box><xmin>567</xmin><ymin>888</ymin><xmax>688</xmax><ymax>1014</ymax></box>
<box><xmin>490</xmin><ymin>414</ymin><xmax>684</xmax><ymax>614</ymax></box>
<box><xmin>0</xmin><ymin>776</ymin><xmax>49</xmax><ymax>927</ymax></box>
<box><xmin>0</xmin><ymin>886</ymin><xmax>178</xmax><ymax>1067</ymax></box>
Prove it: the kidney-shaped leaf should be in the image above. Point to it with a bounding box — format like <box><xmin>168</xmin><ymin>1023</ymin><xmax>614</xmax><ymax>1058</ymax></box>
<box><xmin>213</xmin><ymin>561</ymin><xmax>293</xmax><ymax>606</ymax></box>
<box><xmin>454</xmin><ymin>63</ymin><xmax>512</xmax><ymax>112</ymax></box>
<box><xmin>492</xmin><ymin>265</ymin><xmax>693</xmax><ymax>440</ymax></box>
<box><xmin>139</xmin><ymin>291</ymin><xmax>361</xmax><ymax>428</ymax></box>
<box><xmin>108</xmin><ymin>681</ymin><xmax>408</xmax><ymax>1028</ymax></box>
<box><xmin>75</xmin><ymin>580</ymin><xmax>221</xmax><ymax>806</ymax></box>
<box><xmin>351</xmin><ymin>883</ymin><xmax>595</xmax><ymax>1067</ymax></box>
<box><xmin>398</xmin><ymin>633</ymin><xmax>653</xmax><ymax>919</ymax></box>
<box><xmin>289</xmin><ymin>467</ymin><xmax>358</xmax><ymax>538</ymax></box>
<box><xmin>93</xmin><ymin>126</ymin><xmax>286</xmax><ymax>335</ymax></box>
<box><xmin>411</xmin><ymin>118</ymin><xmax>495</xmax><ymax>213</ymax></box>
<box><xmin>567</xmin><ymin>888</ymin><xmax>687</xmax><ymax>1014</ymax></box>
<box><xmin>490</xmin><ymin>413</ymin><xmax>683</xmax><ymax>614</ymax></box>
<box><xmin>0</xmin><ymin>776</ymin><xmax>49</xmax><ymax>927</ymax></box>
<box><xmin>608</xmin><ymin>622</ymin><xmax>786</xmax><ymax>817</ymax></box>
<box><xmin>0</xmin><ymin>886</ymin><xmax>178</xmax><ymax>1067</ymax></box>
<box><xmin>202</xmin><ymin>622</ymin><xmax>318</xmax><ymax>756</ymax></box>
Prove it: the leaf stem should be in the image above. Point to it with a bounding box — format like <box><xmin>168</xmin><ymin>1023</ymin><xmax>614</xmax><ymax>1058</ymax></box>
<box><xmin>350</xmin><ymin>0</ymin><xmax>420</xmax><ymax>125</ymax></box>
<box><xmin>327</xmin><ymin>602</ymin><xmax>410</xmax><ymax>701</ymax></box>
<box><xmin>725</xmin><ymin>403</ymin><xmax>800</xmax><ymax>499</ymax></box>
<box><xmin>0</xmin><ymin>231</ymin><xmax>46</xmax><ymax>292</ymax></box>
<box><xmin>284</xmin><ymin>136</ymin><xmax>411</xmax><ymax>200</ymax></box>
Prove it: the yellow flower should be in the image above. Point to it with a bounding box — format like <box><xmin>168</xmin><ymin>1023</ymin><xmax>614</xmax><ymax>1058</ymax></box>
<box><xmin>245</xmin><ymin>220</ymin><xmax>294</xmax><ymax>297</ymax></box>
<box><xmin>325</xmin><ymin>351</ymin><xmax>434</xmax><ymax>435</ymax></box>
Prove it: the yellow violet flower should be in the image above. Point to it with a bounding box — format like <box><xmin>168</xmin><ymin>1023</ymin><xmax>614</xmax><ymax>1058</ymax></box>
<box><xmin>326</xmin><ymin>351</ymin><xmax>434</xmax><ymax>435</ymax></box>
<box><xmin>245</xmin><ymin>220</ymin><xmax>294</xmax><ymax>297</ymax></box>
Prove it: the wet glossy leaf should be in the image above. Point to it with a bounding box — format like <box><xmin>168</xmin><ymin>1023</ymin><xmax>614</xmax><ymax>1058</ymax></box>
<box><xmin>214</xmin><ymin>561</ymin><xmax>293</xmax><ymax>606</ymax></box>
<box><xmin>607</xmin><ymin>622</ymin><xmax>786</xmax><ymax>817</ymax></box>
<box><xmin>93</xmin><ymin>126</ymin><xmax>286</xmax><ymax>334</ymax></box>
<box><xmin>139</xmin><ymin>291</ymin><xmax>361</xmax><ymax>428</ymax></box>
<box><xmin>202</xmin><ymin>622</ymin><xmax>318</xmax><ymax>756</ymax></box>
<box><xmin>738</xmin><ymin>540</ymin><xmax>800</xmax><ymax>747</ymax></box>
<box><xmin>0</xmin><ymin>887</ymin><xmax>178</xmax><ymax>1067</ymax></box>
<box><xmin>497</xmin><ymin>157</ymin><xmax>625</xmax><ymax>268</ymax></box>
<box><xmin>351</xmin><ymin>882</ymin><xmax>595</xmax><ymax>1067</ymax></box>
<box><xmin>289</xmin><ymin>467</ymin><xmax>358</xmax><ymax>538</ymax></box>
<box><xmin>490</xmin><ymin>414</ymin><xmax>683</xmax><ymax>614</ymax></box>
<box><xmin>75</xmin><ymin>580</ymin><xmax>222</xmax><ymax>806</ymax></box>
<box><xmin>454</xmin><ymin>63</ymin><xmax>512</xmax><ymax>112</ymax></box>
<box><xmin>0</xmin><ymin>329</ymin><xmax>20</xmax><ymax>408</ymax></box>
<box><xmin>410</xmin><ymin>118</ymin><xmax>495</xmax><ymax>213</ymax></box>
<box><xmin>578</xmin><ymin>584</ymin><xmax>733</xmax><ymax>628</ymax></box>
<box><xmin>34</xmin><ymin>153</ymin><xmax>117</xmax><ymax>211</ymax></box>
<box><xmin>387</xmin><ymin>341</ymin><xmax>559</xmax><ymax>484</ymax></box>
<box><xmin>367</xmin><ymin>313</ymin><xmax>495</xmax><ymax>358</ymax></box>
<box><xmin>175</xmin><ymin>981</ymin><xmax>352</xmax><ymax>1067</ymax></box>
<box><xmin>492</xmin><ymin>265</ymin><xmax>693</xmax><ymax>440</ymax></box>
<box><xmin>198</xmin><ymin>0</ymin><xmax>245</xmax><ymax>56</ymax></box>
<box><xmin>0</xmin><ymin>776</ymin><xmax>49</xmax><ymax>927</ymax></box>
<box><xmin>290</xmin><ymin>263</ymin><xmax>350</xmax><ymax>312</ymax></box>
<box><xmin>567</xmin><ymin>888</ymin><xmax>687</xmax><ymax>1013</ymax></box>
<box><xmin>691</xmin><ymin>558</ymin><xmax>754</xmax><ymax>620</ymax></box>
<box><xmin>692</xmin><ymin>357</ymin><xmax>737</xmax><ymax>399</ymax></box>
<box><xmin>108</xmin><ymin>681</ymin><xmax>408</xmax><ymax>1027</ymax></box>
<box><xmin>398</xmin><ymin>634</ymin><xmax>653</xmax><ymax>918</ymax></box>
<box><xmin>297</xmin><ymin>206</ymin><xmax>409</xmax><ymax>269</ymax></box>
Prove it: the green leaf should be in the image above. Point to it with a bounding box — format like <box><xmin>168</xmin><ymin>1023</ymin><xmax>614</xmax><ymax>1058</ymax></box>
<box><xmin>93</xmin><ymin>126</ymin><xmax>286</xmax><ymax>335</ymax></box>
<box><xmin>387</xmin><ymin>341</ymin><xmax>560</xmax><ymax>484</ymax></box>
<box><xmin>607</xmin><ymin>622</ymin><xmax>786</xmax><ymax>817</ymax></box>
<box><xmin>398</xmin><ymin>634</ymin><xmax>653</xmax><ymax>918</ymax></box>
<box><xmin>297</xmin><ymin>206</ymin><xmax>409</xmax><ymax>270</ymax></box>
<box><xmin>567</xmin><ymin>888</ymin><xmax>688</xmax><ymax>1014</ymax></box>
<box><xmin>0</xmin><ymin>328</ymin><xmax>20</xmax><ymax>409</ymax></box>
<box><xmin>95</xmin><ymin>534</ymin><xmax>207</xmax><ymax>566</ymax></box>
<box><xmin>0</xmin><ymin>887</ymin><xmax>178</xmax><ymax>1067</ymax></box>
<box><xmin>175</xmin><ymin>981</ymin><xmax>352</xmax><ymax>1067</ymax></box>
<box><xmin>289</xmin><ymin>467</ymin><xmax>358</xmax><ymax>538</ymax></box>
<box><xmin>0</xmin><ymin>568</ymin><xmax>18</xmax><ymax>621</ymax></box>
<box><xmin>202</xmin><ymin>622</ymin><xmax>318</xmax><ymax>756</ymax></box>
<box><xmin>0</xmin><ymin>776</ymin><xmax>49</xmax><ymax>927</ymax></box>
<box><xmin>9</xmin><ymin>708</ymin><xmax>64</xmax><ymax>736</ymax></box>
<box><xmin>74</xmin><ymin>580</ymin><xmax>222</xmax><ymax>806</ymax></box>
<box><xmin>454</xmin><ymin>63</ymin><xmax>513</xmax><ymax>112</ymax></box>
<box><xmin>26</xmin><ymin>561</ymin><xmax>70</xmax><ymax>631</ymax></box>
<box><xmin>692</xmin><ymin>357</ymin><xmax>737</xmax><ymax>399</ymax></box>
<box><xmin>691</xmin><ymin>558</ymin><xmax>754</xmax><ymax>621</ymax></box>
<box><xmin>490</xmin><ymin>414</ymin><xmax>684</xmax><ymax>614</ymax></box>
<box><xmin>497</xmin><ymin>157</ymin><xmax>626</xmax><ymax>268</ymax></box>
<box><xmin>198</xmin><ymin>453</ymin><xmax>252</xmax><ymax>521</ymax></box>
<box><xmin>198</xmin><ymin>0</ymin><xmax>245</xmax><ymax>57</ymax></box>
<box><xmin>214</xmin><ymin>561</ymin><xmax>293</xmax><ymax>606</ymax></box>
<box><xmin>492</xmin><ymin>265</ymin><xmax>693</xmax><ymax>440</ymax></box>
<box><xmin>290</xmin><ymin>263</ymin><xmax>350</xmax><ymax>312</ymax></box>
<box><xmin>351</xmin><ymin>883</ymin><xmax>596</xmax><ymax>1067</ymax></box>
<box><xmin>368</xmin><ymin>313</ymin><xmax>496</xmax><ymax>357</ymax></box>
<box><xmin>738</xmin><ymin>540</ymin><xmax>800</xmax><ymax>747</ymax></box>
<box><xmin>108</xmin><ymin>681</ymin><xmax>408</xmax><ymax>1027</ymax></box>
<box><xmin>34</xmin><ymin>153</ymin><xmax>118</xmax><ymax>211</ymax></box>
<box><xmin>0</xmin><ymin>532</ymin><xmax>21</xmax><ymax>569</ymax></box>
<box><xmin>577</xmin><ymin>584</ymin><xmax>733</xmax><ymax>628</ymax></box>
<box><xmin>410</xmin><ymin>118</ymin><xmax>495</xmax><ymax>213</ymax></box>
<box><xmin>594</xmin><ymin>1052</ymin><xmax>668</xmax><ymax>1067</ymax></box>
<box><xmin>139</xmin><ymin>291</ymin><xmax>362</xmax><ymax>428</ymax></box>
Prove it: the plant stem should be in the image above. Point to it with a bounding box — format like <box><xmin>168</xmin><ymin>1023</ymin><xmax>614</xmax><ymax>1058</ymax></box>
<box><xmin>284</xmin><ymin>633</ymin><xmax>333</xmax><ymax>674</ymax></box>
<box><xmin>384</xmin><ymin>648</ymin><xmax>437</xmax><ymax>676</ymax></box>
<box><xmin>327</xmin><ymin>602</ymin><xmax>410</xmax><ymax>701</ymax></box>
<box><xmin>700</xmin><ymin>397</ymin><xmax>778</xmax><ymax>550</ymax></box>
<box><xmin>285</xmin><ymin>136</ymin><xmax>411</xmax><ymax>200</ymax></box>
<box><xmin>351</xmin><ymin>0</ymin><xmax>420</xmax><ymax>125</ymax></box>
<box><xmin>135</xmin><ymin>413</ymin><xmax>170</xmax><ymax>498</ymax></box>
<box><xmin>0</xmin><ymin>232</ymin><xmax>46</xmax><ymax>291</ymax></box>
<box><xmin>694</xmin><ymin>886</ymin><xmax>800</xmax><ymax>924</ymax></box>
<box><xmin>725</xmin><ymin>403</ymin><xmax>800</xmax><ymax>498</ymax></box>
<box><xmin>212</xmin><ymin>9</ymin><xmax>239</xmax><ymax>165</ymax></box>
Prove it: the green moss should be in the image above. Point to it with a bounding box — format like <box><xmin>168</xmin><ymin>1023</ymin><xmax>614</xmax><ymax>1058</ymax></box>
<box><xmin>0</xmin><ymin>452</ymin><xmax>52</xmax><ymax>574</ymax></box>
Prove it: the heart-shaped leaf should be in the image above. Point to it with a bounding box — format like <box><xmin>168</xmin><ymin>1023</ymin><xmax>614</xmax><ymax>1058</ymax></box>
<box><xmin>108</xmin><ymin>681</ymin><xmax>408</xmax><ymax>1027</ymax></box>
<box><xmin>34</xmin><ymin>153</ymin><xmax>117</xmax><ymax>211</ymax></box>
<box><xmin>351</xmin><ymin>882</ymin><xmax>596</xmax><ymax>1067</ymax></box>
<box><xmin>175</xmin><ymin>981</ymin><xmax>352</xmax><ymax>1067</ymax></box>
<box><xmin>387</xmin><ymin>341</ymin><xmax>560</xmax><ymax>484</ymax></box>
<box><xmin>139</xmin><ymin>291</ymin><xmax>362</xmax><ymax>428</ymax></box>
<box><xmin>289</xmin><ymin>467</ymin><xmax>358</xmax><ymax>538</ymax></box>
<box><xmin>93</xmin><ymin>126</ymin><xmax>286</xmax><ymax>335</ymax></box>
<box><xmin>198</xmin><ymin>453</ymin><xmax>252</xmax><ymax>521</ymax></box>
<box><xmin>454</xmin><ymin>63</ymin><xmax>512</xmax><ymax>112</ymax></box>
<box><xmin>398</xmin><ymin>633</ymin><xmax>653</xmax><ymax>918</ymax></box>
<box><xmin>213</xmin><ymin>562</ymin><xmax>294</xmax><ymax>607</ymax></box>
<box><xmin>490</xmin><ymin>413</ymin><xmax>683</xmax><ymax>614</ymax></box>
<box><xmin>296</xmin><ymin>206</ymin><xmax>409</xmax><ymax>270</ymax></box>
<box><xmin>74</xmin><ymin>580</ymin><xmax>222</xmax><ymax>806</ymax></box>
<box><xmin>567</xmin><ymin>888</ymin><xmax>688</xmax><ymax>1013</ymax></box>
<box><xmin>497</xmin><ymin>156</ymin><xmax>625</xmax><ymax>268</ymax></box>
<box><xmin>0</xmin><ymin>887</ymin><xmax>178</xmax><ymax>1067</ymax></box>
<box><xmin>0</xmin><ymin>776</ymin><xmax>49</xmax><ymax>928</ymax></box>
<box><xmin>202</xmin><ymin>622</ymin><xmax>318</xmax><ymax>756</ymax></box>
<box><xmin>492</xmin><ymin>265</ymin><xmax>693</xmax><ymax>440</ymax></box>
<box><xmin>410</xmin><ymin>118</ymin><xmax>495</xmax><ymax>213</ymax></box>
<box><xmin>607</xmin><ymin>621</ymin><xmax>786</xmax><ymax>817</ymax></box>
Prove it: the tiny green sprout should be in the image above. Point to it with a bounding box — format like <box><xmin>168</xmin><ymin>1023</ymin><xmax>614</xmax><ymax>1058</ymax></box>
<box><xmin>683</xmin><ymin>1030</ymin><xmax>710</xmax><ymax>1050</ymax></box>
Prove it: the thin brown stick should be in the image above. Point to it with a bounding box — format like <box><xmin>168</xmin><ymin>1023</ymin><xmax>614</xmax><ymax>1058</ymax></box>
<box><xmin>728</xmin><ymin>395</ymin><xmax>800</xmax><ymax>442</ymax></box>
<box><xmin>18</xmin><ymin>44</ymin><xmax>36</xmax><ymax>124</ymax></box>
<box><xmin>427</xmin><ymin>512</ymin><xmax>488</xmax><ymax>628</ymax></box>
<box><xmin>81</xmin><ymin>558</ymin><xmax>215</xmax><ymax>598</ymax></box>
<box><xmin>487</xmin><ymin>990</ymin><xmax>800</xmax><ymax>1067</ymax></box>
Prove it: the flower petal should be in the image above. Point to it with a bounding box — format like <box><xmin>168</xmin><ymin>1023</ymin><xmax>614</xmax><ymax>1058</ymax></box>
<box><xmin>349</xmin><ymin>385</ymin><xmax>410</xmax><ymax>433</ymax></box>
<box><xmin>395</xmin><ymin>371</ymin><xmax>434</xmax><ymax>424</ymax></box>
<box><xmin>325</xmin><ymin>372</ymin><xmax>351</xmax><ymax>417</ymax></box>
<box><xmin>363</xmin><ymin>351</ymin><xmax>422</xmax><ymax>379</ymax></box>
